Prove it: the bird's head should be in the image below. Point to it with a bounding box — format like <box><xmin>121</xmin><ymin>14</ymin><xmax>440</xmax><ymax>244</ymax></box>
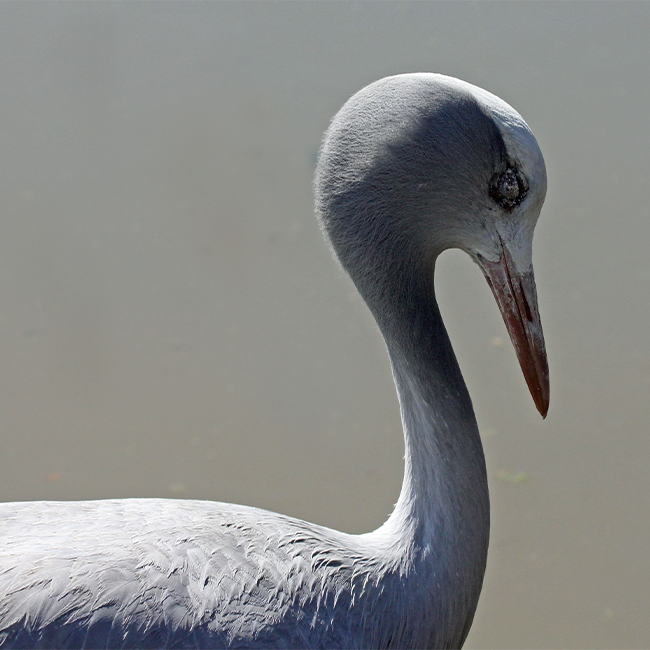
<box><xmin>315</xmin><ymin>73</ymin><xmax>549</xmax><ymax>416</ymax></box>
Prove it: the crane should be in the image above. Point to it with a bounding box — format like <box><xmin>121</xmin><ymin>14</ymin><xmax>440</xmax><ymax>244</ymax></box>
<box><xmin>0</xmin><ymin>73</ymin><xmax>549</xmax><ymax>649</ymax></box>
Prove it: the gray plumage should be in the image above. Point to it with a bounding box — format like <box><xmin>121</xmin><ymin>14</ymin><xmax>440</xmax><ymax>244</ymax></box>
<box><xmin>0</xmin><ymin>73</ymin><xmax>549</xmax><ymax>649</ymax></box>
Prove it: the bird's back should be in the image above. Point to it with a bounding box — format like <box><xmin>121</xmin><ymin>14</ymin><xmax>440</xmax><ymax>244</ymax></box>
<box><xmin>0</xmin><ymin>499</ymin><xmax>386</xmax><ymax>649</ymax></box>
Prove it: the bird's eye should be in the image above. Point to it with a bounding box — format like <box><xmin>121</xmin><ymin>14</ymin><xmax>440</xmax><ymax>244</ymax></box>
<box><xmin>490</xmin><ymin>168</ymin><xmax>527</xmax><ymax>209</ymax></box>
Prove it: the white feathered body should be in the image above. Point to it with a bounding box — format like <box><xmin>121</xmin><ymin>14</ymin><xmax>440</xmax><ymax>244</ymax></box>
<box><xmin>0</xmin><ymin>498</ymin><xmax>454</xmax><ymax>649</ymax></box>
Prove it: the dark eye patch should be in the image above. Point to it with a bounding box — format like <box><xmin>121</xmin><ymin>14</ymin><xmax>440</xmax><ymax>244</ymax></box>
<box><xmin>489</xmin><ymin>168</ymin><xmax>528</xmax><ymax>209</ymax></box>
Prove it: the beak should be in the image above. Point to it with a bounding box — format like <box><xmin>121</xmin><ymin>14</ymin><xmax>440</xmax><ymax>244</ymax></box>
<box><xmin>478</xmin><ymin>244</ymin><xmax>549</xmax><ymax>418</ymax></box>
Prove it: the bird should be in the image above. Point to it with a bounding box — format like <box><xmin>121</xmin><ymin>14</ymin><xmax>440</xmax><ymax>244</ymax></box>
<box><xmin>0</xmin><ymin>73</ymin><xmax>548</xmax><ymax>649</ymax></box>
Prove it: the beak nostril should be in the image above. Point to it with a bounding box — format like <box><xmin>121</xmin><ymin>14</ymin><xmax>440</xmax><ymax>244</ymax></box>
<box><xmin>520</xmin><ymin>281</ymin><xmax>533</xmax><ymax>322</ymax></box>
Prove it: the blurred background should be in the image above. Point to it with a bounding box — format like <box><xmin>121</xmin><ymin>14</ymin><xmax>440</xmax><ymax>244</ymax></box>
<box><xmin>0</xmin><ymin>2</ymin><xmax>648</xmax><ymax>647</ymax></box>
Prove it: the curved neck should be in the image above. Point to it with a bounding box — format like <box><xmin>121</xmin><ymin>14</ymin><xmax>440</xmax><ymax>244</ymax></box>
<box><xmin>387</xmin><ymin>292</ymin><xmax>488</xmax><ymax>539</ymax></box>
<box><xmin>367</xmin><ymin>274</ymin><xmax>490</xmax><ymax>645</ymax></box>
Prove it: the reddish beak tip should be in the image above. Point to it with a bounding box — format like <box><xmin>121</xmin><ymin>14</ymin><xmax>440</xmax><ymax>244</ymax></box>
<box><xmin>535</xmin><ymin>384</ymin><xmax>550</xmax><ymax>419</ymax></box>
